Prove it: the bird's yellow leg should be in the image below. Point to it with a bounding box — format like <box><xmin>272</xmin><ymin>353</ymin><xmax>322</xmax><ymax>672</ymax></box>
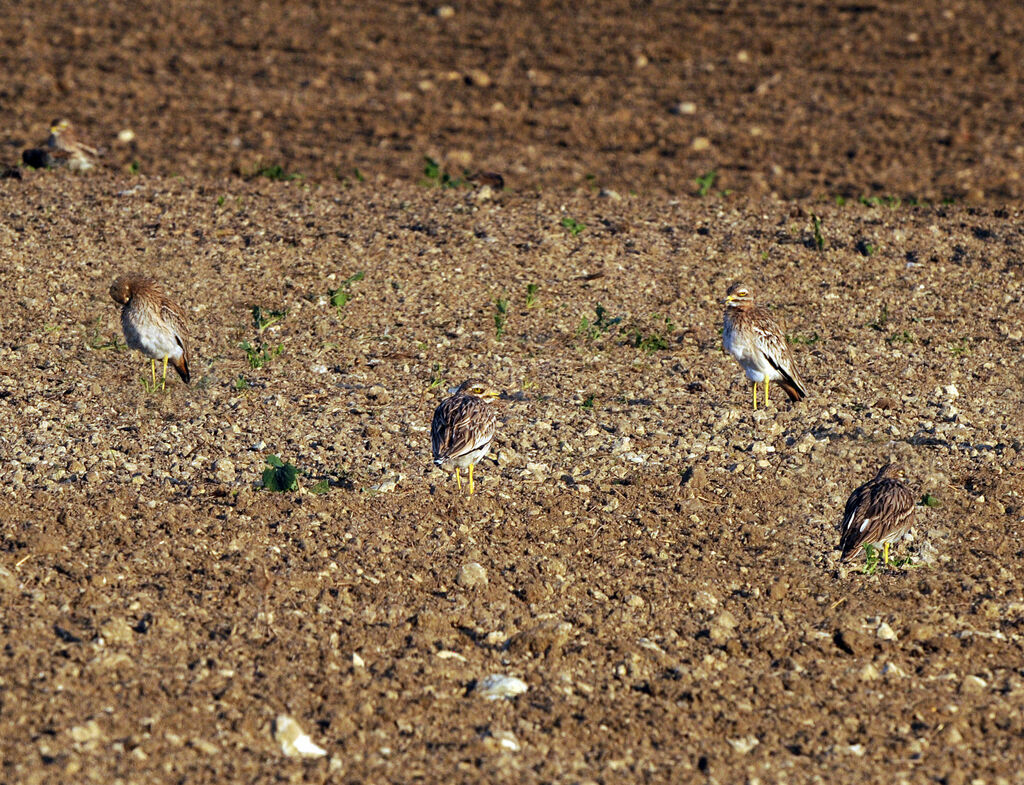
<box><xmin>468</xmin><ymin>463</ymin><xmax>475</xmax><ymax>496</ymax></box>
<box><xmin>161</xmin><ymin>356</ymin><xmax>168</xmax><ymax>390</ymax></box>
<box><xmin>764</xmin><ymin>377</ymin><xmax>770</xmax><ymax>405</ymax></box>
<box><xmin>454</xmin><ymin>468</ymin><xmax>462</xmax><ymax>491</ymax></box>
<box><xmin>883</xmin><ymin>542</ymin><xmax>891</xmax><ymax>566</ymax></box>
<box><xmin>752</xmin><ymin>382</ymin><xmax>758</xmax><ymax>411</ymax></box>
<box><xmin>150</xmin><ymin>359</ymin><xmax>157</xmax><ymax>389</ymax></box>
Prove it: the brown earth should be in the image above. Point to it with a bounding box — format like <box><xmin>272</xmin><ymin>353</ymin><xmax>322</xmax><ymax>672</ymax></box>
<box><xmin>1</xmin><ymin>2</ymin><xmax>1024</xmax><ymax>784</ymax></box>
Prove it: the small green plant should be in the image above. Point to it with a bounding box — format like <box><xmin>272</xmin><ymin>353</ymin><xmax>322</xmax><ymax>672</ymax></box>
<box><xmin>581</xmin><ymin>394</ymin><xmax>595</xmax><ymax>409</ymax></box>
<box><xmin>577</xmin><ymin>304</ymin><xmax>622</xmax><ymax>341</ymax></box>
<box><xmin>252</xmin><ymin>306</ymin><xmax>287</xmax><ymax>335</ymax></box>
<box><xmin>232</xmin><ymin>375</ymin><xmax>250</xmax><ymax>391</ymax></box>
<box><xmin>329</xmin><ymin>271</ymin><xmax>365</xmax><ymax>311</ymax></box>
<box><xmin>494</xmin><ymin>297</ymin><xmax>509</xmax><ymax>339</ymax></box>
<box><xmin>240</xmin><ymin>340</ymin><xmax>283</xmax><ymax>369</ymax></box>
<box><xmin>253</xmin><ymin>163</ymin><xmax>302</xmax><ymax>182</ymax></box>
<box><xmin>353</xmin><ymin>168</ymin><xmax>365</xmax><ymax>182</ymax></box>
<box><xmin>811</xmin><ymin>214</ymin><xmax>825</xmax><ymax>251</ymax></box>
<box><xmin>866</xmin><ymin>305</ymin><xmax>890</xmax><ymax>332</ymax></box>
<box><xmin>949</xmin><ymin>339</ymin><xmax>971</xmax><ymax>356</ymax></box>
<box><xmin>216</xmin><ymin>195</ymin><xmax>226</xmax><ymax>206</ymax></box>
<box><xmin>862</xmin><ymin>545</ymin><xmax>913</xmax><ymax>573</ymax></box>
<box><xmin>262</xmin><ymin>455</ymin><xmax>299</xmax><ymax>492</ymax></box>
<box><xmin>855</xmin><ymin>239</ymin><xmax>875</xmax><ymax>256</ymax></box>
<box><xmin>560</xmin><ymin>217</ymin><xmax>585</xmax><ymax>237</ymax></box>
<box><xmin>920</xmin><ymin>493</ymin><xmax>941</xmax><ymax>508</ymax></box>
<box><xmin>631</xmin><ymin>314</ymin><xmax>674</xmax><ymax>353</ymax></box>
<box><xmin>428</xmin><ymin>364</ymin><xmax>446</xmax><ymax>390</ymax></box>
<box><xmin>310</xmin><ymin>479</ymin><xmax>330</xmax><ymax>495</ymax></box>
<box><xmin>129</xmin><ymin>160</ymin><xmax>140</xmax><ymax>174</ymax></box>
<box><xmin>695</xmin><ymin>170</ymin><xmax>717</xmax><ymax>197</ymax></box>
<box><xmin>525</xmin><ymin>283</ymin><xmax>539</xmax><ymax>309</ymax></box>
<box><xmin>422</xmin><ymin>156</ymin><xmax>466</xmax><ymax>188</ymax></box>
<box><xmin>886</xmin><ymin>330</ymin><xmax>914</xmax><ymax>346</ymax></box>
<box><xmin>87</xmin><ymin>321</ymin><xmax>125</xmax><ymax>352</ymax></box>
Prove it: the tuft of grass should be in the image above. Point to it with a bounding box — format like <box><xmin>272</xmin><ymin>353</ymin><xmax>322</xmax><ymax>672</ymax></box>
<box><xmin>885</xmin><ymin>330</ymin><xmax>914</xmax><ymax>346</ymax></box>
<box><xmin>329</xmin><ymin>271</ymin><xmax>365</xmax><ymax>311</ymax></box>
<box><xmin>262</xmin><ymin>454</ymin><xmax>299</xmax><ymax>492</ymax></box>
<box><xmin>811</xmin><ymin>214</ymin><xmax>825</xmax><ymax>251</ymax></box>
<box><xmin>577</xmin><ymin>304</ymin><xmax>622</xmax><ymax>341</ymax></box>
<box><xmin>560</xmin><ymin>217</ymin><xmax>586</xmax><ymax>237</ymax></box>
<box><xmin>695</xmin><ymin>170</ymin><xmax>717</xmax><ymax>197</ymax></box>
<box><xmin>232</xmin><ymin>375</ymin><xmax>250</xmax><ymax>391</ymax></box>
<box><xmin>494</xmin><ymin>297</ymin><xmax>509</xmax><ymax>339</ymax></box>
<box><xmin>581</xmin><ymin>394</ymin><xmax>595</xmax><ymax>409</ymax></box>
<box><xmin>920</xmin><ymin>493</ymin><xmax>941</xmax><ymax>508</ymax></box>
<box><xmin>525</xmin><ymin>283</ymin><xmax>539</xmax><ymax>309</ymax></box>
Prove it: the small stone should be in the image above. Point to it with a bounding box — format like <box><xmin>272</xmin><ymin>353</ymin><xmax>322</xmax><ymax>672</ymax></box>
<box><xmin>70</xmin><ymin>720</ymin><xmax>103</xmax><ymax>743</ymax></box>
<box><xmin>859</xmin><ymin>663</ymin><xmax>880</xmax><ymax>681</ymax></box>
<box><xmin>728</xmin><ymin>735</ymin><xmax>759</xmax><ymax>754</ymax></box>
<box><xmin>672</xmin><ymin>101</ymin><xmax>697</xmax><ymax>115</ymax></box>
<box><xmin>474</xmin><ymin>674</ymin><xmax>528</xmax><ymax>700</ymax></box>
<box><xmin>99</xmin><ymin>617</ymin><xmax>134</xmax><ymax>645</ymax></box>
<box><xmin>435</xmin><ymin>4</ymin><xmax>455</xmax><ymax>18</ymax></box>
<box><xmin>876</xmin><ymin>622</ymin><xmax>898</xmax><ymax>641</ymax></box>
<box><xmin>691</xmin><ymin>136</ymin><xmax>711</xmax><ymax>152</ymax></box>
<box><xmin>274</xmin><ymin>715</ymin><xmax>327</xmax><ymax>758</ymax></box>
<box><xmin>370</xmin><ymin>476</ymin><xmax>399</xmax><ymax>493</ymax></box>
<box><xmin>467</xmin><ymin>69</ymin><xmax>491</xmax><ymax>87</ymax></box>
<box><xmin>960</xmin><ymin>675</ymin><xmax>987</xmax><ymax>694</ymax></box>
<box><xmin>117</xmin><ymin>129</ymin><xmax>135</xmax><ymax>143</ymax></box>
<box><xmin>366</xmin><ymin>385</ymin><xmax>390</xmax><ymax>402</ymax></box>
<box><xmin>456</xmin><ymin>562</ymin><xmax>487</xmax><ymax>588</ymax></box>
<box><xmin>213</xmin><ymin>458</ymin><xmax>235</xmax><ymax>483</ymax></box>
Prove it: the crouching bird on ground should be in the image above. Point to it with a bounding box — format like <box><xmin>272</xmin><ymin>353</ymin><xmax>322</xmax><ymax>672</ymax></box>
<box><xmin>838</xmin><ymin>463</ymin><xmax>916</xmax><ymax>565</ymax></box>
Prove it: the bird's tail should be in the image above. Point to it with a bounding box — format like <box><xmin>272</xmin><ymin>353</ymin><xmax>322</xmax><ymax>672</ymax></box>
<box><xmin>172</xmin><ymin>355</ymin><xmax>191</xmax><ymax>384</ymax></box>
<box><xmin>778</xmin><ymin>377</ymin><xmax>806</xmax><ymax>401</ymax></box>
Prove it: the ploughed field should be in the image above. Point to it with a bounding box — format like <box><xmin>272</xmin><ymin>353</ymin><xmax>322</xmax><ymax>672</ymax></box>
<box><xmin>1</xmin><ymin>0</ymin><xmax>1023</xmax><ymax>783</ymax></box>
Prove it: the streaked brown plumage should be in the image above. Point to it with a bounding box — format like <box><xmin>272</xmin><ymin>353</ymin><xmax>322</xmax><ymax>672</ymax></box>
<box><xmin>110</xmin><ymin>274</ymin><xmax>192</xmax><ymax>388</ymax></box>
<box><xmin>722</xmin><ymin>282</ymin><xmax>807</xmax><ymax>409</ymax></box>
<box><xmin>838</xmin><ymin>464</ymin><xmax>916</xmax><ymax>564</ymax></box>
<box><xmin>47</xmin><ymin>119</ymin><xmax>100</xmax><ymax>171</ymax></box>
<box><xmin>431</xmin><ymin>379</ymin><xmax>500</xmax><ymax>495</ymax></box>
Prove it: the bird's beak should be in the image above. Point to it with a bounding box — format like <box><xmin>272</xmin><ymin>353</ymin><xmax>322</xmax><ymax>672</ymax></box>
<box><xmin>724</xmin><ymin>294</ymin><xmax>736</xmax><ymax>304</ymax></box>
<box><xmin>482</xmin><ymin>388</ymin><xmax>501</xmax><ymax>399</ymax></box>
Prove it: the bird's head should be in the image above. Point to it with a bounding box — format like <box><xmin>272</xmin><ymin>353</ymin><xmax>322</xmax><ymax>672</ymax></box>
<box><xmin>452</xmin><ymin>379</ymin><xmax>501</xmax><ymax>400</ymax></box>
<box><xmin>50</xmin><ymin>118</ymin><xmax>71</xmax><ymax>136</ymax></box>
<box><xmin>724</xmin><ymin>282</ymin><xmax>754</xmax><ymax>307</ymax></box>
<box><xmin>876</xmin><ymin>463</ymin><xmax>906</xmax><ymax>480</ymax></box>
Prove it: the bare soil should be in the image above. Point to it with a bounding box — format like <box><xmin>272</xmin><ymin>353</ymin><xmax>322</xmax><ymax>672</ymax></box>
<box><xmin>1</xmin><ymin>2</ymin><xmax>1023</xmax><ymax>784</ymax></box>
